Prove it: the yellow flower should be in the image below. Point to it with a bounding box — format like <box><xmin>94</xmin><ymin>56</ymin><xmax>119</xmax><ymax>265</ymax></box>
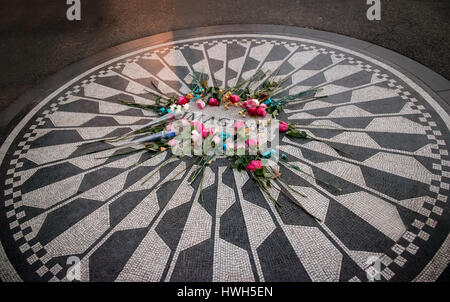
<box><xmin>223</xmin><ymin>92</ymin><xmax>232</xmax><ymax>101</ymax></box>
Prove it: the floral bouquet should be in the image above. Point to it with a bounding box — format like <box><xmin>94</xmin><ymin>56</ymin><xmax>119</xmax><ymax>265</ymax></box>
<box><xmin>84</xmin><ymin>69</ymin><xmax>345</xmax><ymax>221</ymax></box>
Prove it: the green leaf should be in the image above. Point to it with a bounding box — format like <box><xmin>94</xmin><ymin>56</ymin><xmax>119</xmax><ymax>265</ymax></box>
<box><xmin>291</xmin><ymin>165</ymin><xmax>301</xmax><ymax>171</ymax></box>
<box><xmin>253</xmin><ymin>168</ymin><xmax>264</xmax><ymax>177</ymax></box>
<box><xmin>262</xmin><ymin>167</ymin><xmax>272</xmax><ymax>178</ymax></box>
<box><xmin>286</xmin><ymin>129</ymin><xmax>306</xmax><ymax>138</ymax></box>
<box><xmin>271</xmin><ymin>109</ymin><xmax>278</xmax><ymax>118</ymax></box>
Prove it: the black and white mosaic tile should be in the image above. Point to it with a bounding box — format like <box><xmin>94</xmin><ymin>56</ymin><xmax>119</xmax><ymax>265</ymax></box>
<box><xmin>0</xmin><ymin>32</ymin><xmax>449</xmax><ymax>282</ymax></box>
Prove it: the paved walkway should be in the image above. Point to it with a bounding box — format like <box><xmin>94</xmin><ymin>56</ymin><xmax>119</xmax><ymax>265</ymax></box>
<box><xmin>0</xmin><ymin>25</ymin><xmax>449</xmax><ymax>282</ymax></box>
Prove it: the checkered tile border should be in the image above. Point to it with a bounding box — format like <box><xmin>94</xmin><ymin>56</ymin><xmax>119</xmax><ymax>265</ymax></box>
<box><xmin>3</xmin><ymin>93</ymin><xmax>74</xmax><ymax>282</ymax></box>
<box><xmin>2</xmin><ymin>36</ymin><xmax>448</xmax><ymax>282</ymax></box>
<box><xmin>341</xmin><ymin>60</ymin><xmax>449</xmax><ymax>281</ymax></box>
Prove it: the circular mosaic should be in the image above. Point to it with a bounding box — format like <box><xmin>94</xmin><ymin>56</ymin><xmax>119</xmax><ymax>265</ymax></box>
<box><xmin>1</xmin><ymin>31</ymin><xmax>449</xmax><ymax>282</ymax></box>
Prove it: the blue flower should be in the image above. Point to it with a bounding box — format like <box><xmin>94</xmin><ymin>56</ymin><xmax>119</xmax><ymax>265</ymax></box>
<box><xmin>159</xmin><ymin>107</ymin><xmax>166</xmax><ymax>113</ymax></box>
<box><xmin>262</xmin><ymin>151</ymin><xmax>271</xmax><ymax>158</ymax></box>
<box><xmin>281</xmin><ymin>153</ymin><xmax>288</xmax><ymax>160</ymax></box>
<box><xmin>264</xmin><ymin>98</ymin><xmax>273</xmax><ymax>105</ymax></box>
<box><xmin>262</xmin><ymin>149</ymin><xmax>277</xmax><ymax>158</ymax></box>
<box><xmin>222</xmin><ymin>143</ymin><xmax>227</xmax><ymax>151</ymax></box>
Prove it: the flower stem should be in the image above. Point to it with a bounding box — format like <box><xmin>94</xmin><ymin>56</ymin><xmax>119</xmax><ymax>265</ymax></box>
<box><xmin>247</xmin><ymin>171</ymin><xmax>281</xmax><ymax>210</ymax></box>
<box><xmin>153</xmin><ymin>158</ymin><xmax>198</xmax><ymax>190</ymax></box>
<box><xmin>141</xmin><ymin>155</ymin><xmax>176</xmax><ymax>185</ymax></box>
<box><xmin>271</xmin><ymin>181</ymin><xmax>321</xmax><ymax>222</ymax></box>
<box><xmin>308</xmin><ymin>135</ymin><xmax>352</xmax><ymax>157</ymax></box>
<box><xmin>94</xmin><ymin>147</ymin><xmax>146</xmax><ymax>160</ymax></box>
<box><xmin>277</xmin><ymin>177</ymin><xmax>307</xmax><ymax>198</ymax></box>
<box><xmin>279</xmin><ymin>160</ymin><xmax>342</xmax><ymax>192</ymax></box>
<box><xmin>199</xmin><ymin>166</ymin><xmax>206</xmax><ymax>204</ymax></box>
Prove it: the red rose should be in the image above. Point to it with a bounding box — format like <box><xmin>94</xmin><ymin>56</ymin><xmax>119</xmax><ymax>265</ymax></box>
<box><xmin>177</xmin><ymin>96</ymin><xmax>189</xmax><ymax>105</ymax></box>
<box><xmin>247</xmin><ymin>107</ymin><xmax>257</xmax><ymax>116</ymax></box>
<box><xmin>229</xmin><ymin>95</ymin><xmax>240</xmax><ymax>103</ymax></box>
<box><xmin>279</xmin><ymin>121</ymin><xmax>289</xmax><ymax>132</ymax></box>
<box><xmin>256</xmin><ymin>106</ymin><xmax>267</xmax><ymax>117</ymax></box>
<box><xmin>208</xmin><ymin>98</ymin><xmax>219</xmax><ymax>106</ymax></box>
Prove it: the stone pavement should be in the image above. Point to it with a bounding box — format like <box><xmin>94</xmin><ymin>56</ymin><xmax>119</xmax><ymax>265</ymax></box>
<box><xmin>0</xmin><ymin>24</ymin><xmax>449</xmax><ymax>282</ymax></box>
<box><xmin>1</xmin><ymin>0</ymin><xmax>449</xmax><ymax>115</ymax></box>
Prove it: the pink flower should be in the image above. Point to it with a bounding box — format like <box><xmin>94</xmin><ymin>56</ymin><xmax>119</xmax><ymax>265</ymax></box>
<box><xmin>191</xmin><ymin>130</ymin><xmax>202</xmax><ymax>145</ymax></box>
<box><xmin>241</xmin><ymin>101</ymin><xmax>248</xmax><ymax>109</ymax></box>
<box><xmin>196</xmin><ymin>124</ymin><xmax>204</xmax><ymax>133</ymax></box>
<box><xmin>256</xmin><ymin>106</ymin><xmax>267</xmax><ymax>117</ymax></box>
<box><xmin>208</xmin><ymin>98</ymin><xmax>219</xmax><ymax>106</ymax></box>
<box><xmin>202</xmin><ymin>128</ymin><xmax>211</xmax><ymax>139</ymax></box>
<box><xmin>166</xmin><ymin>123</ymin><xmax>176</xmax><ymax>132</ymax></box>
<box><xmin>246</xmin><ymin>160</ymin><xmax>262</xmax><ymax>171</ymax></box>
<box><xmin>212</xmin><ymin>136</ymin><xmax>222</xmax><ymax>144</ymax></box>
<box><xmin>181</xmin><ymin>118</ymin><xmax>190</xmax><ymax>127</ymax></box>
<box><xmin>259</xmin><ymin>103</ymin><xmax>267</xmax><ymax>109</ymax></box>
<box><xmin>229</xmin><ymin>95</ymin><xmax>240</xmax><ymax>103</ymax></box>
<box><xmin>250</xmin><ymin>160</ymin><xmax>262</xmax><ymax>169</ymax></box>
<box><xmin>279</xmin><ymin>121</ymin><xmax>289</xmax><ymax>132</ymax></box>
<box><xmin>177</xmin><ymin>96</ymin><xmax>189</xmax><ymax>105</ymax></box>
<box><xmin>196</xmin><ymin>100</ymin><xmax>206</xmax><ymax>109</ymax></box>
<box><xmin>246</xmin><ymin>99</ymin><xmax>259</xmax><ymax>108</ymax></box>
<box><xmin>190</xmin><ymin>121</ymin><xmax>204</xmax><ymax>133</ymax></box>
<box><xmin>168</xmin><ymin>139</ymin><xmax>178</xmax><ymax>147</ymax></box>
<box><xmin>247</xmin><ymin>107</ymin><xmax>258</xmax><ymax>116</ymax></box>
<box><xmin>234</xmin><ymin>121</ymin><xmax>245</xmax><ymax>130</ymax></box>
<box><xmin>246</xmin><ymin>138</ymin><xmax>258</xmax><ymax>146</ymax></box>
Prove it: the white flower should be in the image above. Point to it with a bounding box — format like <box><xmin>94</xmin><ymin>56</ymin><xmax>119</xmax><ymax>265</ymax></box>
<box><xmin>174</xmin><ymin>105</ymin><xmax>183</xmax><ymax>115</ymax></box>
<box><xmin>183</xmin><ymin>104</ymin><xmax>190</xmax><ymax>111</ymax></box>
<box><xmin>246</xmin><ymin>98</ymin><xmax>260</xmax><ymax>108</ymax></box>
